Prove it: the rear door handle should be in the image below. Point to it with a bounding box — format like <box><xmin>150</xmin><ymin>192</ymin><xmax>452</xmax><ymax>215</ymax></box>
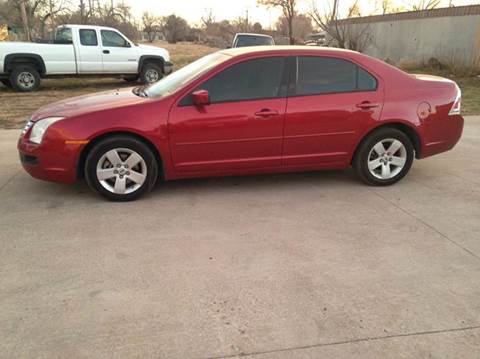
<box><xmin>356</xmin><ymin>101</ymin><xmax>379</xmax><ymax>109</ymax></box>
<box><xmin>103</xmin><ymin>50</ymin><xmax>110</xmax><ymax>54</ymax></box>
<box><xmin>254</xmin><ymin>109</ymin><xmax>279</xmax><ymax>118</ymax></box>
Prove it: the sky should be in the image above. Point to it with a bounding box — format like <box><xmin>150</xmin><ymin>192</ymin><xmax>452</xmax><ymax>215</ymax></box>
<box><xmin>125</xmin><ymin>0</ymin><xmax>479</xmax><ymax>28</ymax></box>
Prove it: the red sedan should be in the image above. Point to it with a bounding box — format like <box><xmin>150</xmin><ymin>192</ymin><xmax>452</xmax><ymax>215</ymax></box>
<box><xmin>18</xmin><ymin>46</ymin><xmax>464</xmax><ymax>201</ymax></box>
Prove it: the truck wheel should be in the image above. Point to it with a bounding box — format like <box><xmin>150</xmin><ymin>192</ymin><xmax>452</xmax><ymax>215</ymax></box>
<box><xmin>139</xmin><ymin>63</ymin><xmax>163</xmax><ymax>84</ymax></box>
<box><xmin>1</xmin><ymin>79</ymin><xmax>12</xmax><ymax>88</ymax></box>
<box><xmin>9</xmin><ymin>65</ymin><xmax>41</xmax><ymax>92</ymax></box>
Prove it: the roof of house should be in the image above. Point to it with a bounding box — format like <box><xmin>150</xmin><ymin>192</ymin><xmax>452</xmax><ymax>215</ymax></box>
<box><xmin>336</xmin><ymin>4</ymin><xmax>480</xmax><ymax>25</ymax></box>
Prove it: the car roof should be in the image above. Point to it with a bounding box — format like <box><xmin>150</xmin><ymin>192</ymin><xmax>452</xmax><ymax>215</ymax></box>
<box><xmin>57</xmin><ymin>24</ymin><xmax>120</xmax><ymax>32</ymax></box>
<box><xmin>217</xmin><ymin>45</ymin><xmax>412</xmax><ymax>82</ymax></box>
<box><xmin>220</xmin><ymin>45</ymin><xmax>357</xmax><ymax>57</ymax></box>
<box><xmin>234</xmin><ymin>33</ymin><xmax>273</xmax><ymax>38</ymax></box>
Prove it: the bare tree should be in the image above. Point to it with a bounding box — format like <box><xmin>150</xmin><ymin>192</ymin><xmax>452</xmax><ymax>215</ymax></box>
<box><xmin>39</xmin><ymin>0</ymin><xmax>69</xmax><ymax>38</ymax></box>
<box><xmin>276</xmin><ymin>13</ymin><xmax>313</xmax><ymax>43</ymax></box>
<box><xmin>258</xmin><ymin>0</ymin><xmax>297</xmax><ymax>44</ymax></box>
<box><xmin>18</xmin><ymin>0</ymin><xmax>31</xmax><ymax>41</ymax></box>
<box><xmin>232</xmin><ymin>14</ymin><xmax>251</xmax><ymax>33</ymax></box>
<box><xmin>78</xmin><ymin>0</ymin><xmax>95</xmax><ymax>24</ymax></box>
<box><xmin>142</xmin><ymin>11</ymin><xmax>159</xmax><ymax>42</ymax></box>
<box><xmin>201</xmin><ymin>8</ymin><xmax>216</xmax><ymax>28</ymax></box>
<box><xmin>252</xmin><ymin>22</ymin><xmax>263</xmax><ymax>33</ymax></box>
<box><xmin>160</xmin><ymin>14</ymin><xmax>190</xmax><ymax>44</ymax></box>
<box><xmin>410</xmin><ymin>0</ymin><xmax>441</xmax><ymax>10</ymax></box>
<box><xmin>310</xmin><ymin>0</ymin><xmax>372</xmax><ymax>51</ymax></box>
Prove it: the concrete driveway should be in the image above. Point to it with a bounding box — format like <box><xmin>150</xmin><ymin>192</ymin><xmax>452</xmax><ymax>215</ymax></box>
<box><xmin>1</xmin><ymin>117</ymin><xmax>479</xmax><ymax>358</ymax></box>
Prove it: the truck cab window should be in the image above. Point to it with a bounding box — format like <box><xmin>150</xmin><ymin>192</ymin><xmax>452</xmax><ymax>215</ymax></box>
<box><xmin>55</xmin><ymin>27</ymin><xmax>72</xmax><ymax>44</ymax></box>
<box><xmin>101</xmin><ymin>30</ymin><xmax>129</xmax><ymax>47</ymax></box>
<box><xmin>79</xmin><ymin>29</ymin><xmax>98</xmax><ymax>46</ymax></box>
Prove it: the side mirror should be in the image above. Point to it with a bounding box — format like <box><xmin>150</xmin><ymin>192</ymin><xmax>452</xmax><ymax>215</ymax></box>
<box><xmin>192</xmin><ymin>89</ymin><xmax>210</xmax><ymax>106</ymax></box>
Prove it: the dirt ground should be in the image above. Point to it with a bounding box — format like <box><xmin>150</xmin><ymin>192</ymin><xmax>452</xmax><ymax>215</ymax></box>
<box><xmin>0</xmin><ymin>42</ymin><xmax>478</xmax><ymax>128</ymax></box>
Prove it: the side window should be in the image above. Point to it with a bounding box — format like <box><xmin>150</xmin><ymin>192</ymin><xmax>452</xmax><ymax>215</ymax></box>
<box><xmin>294</xmin><ymin>56</ymin><xmax>377</xmax><ymax>96</ymax></box>
<box><xmin>55</xmin><ymin>27</ymin><xmax>72</xmax><ymax>44</ymax></box>
<box><xmin>183</xmin><ymin>57</ymin><xmax>286</xmax><ymax>105</ymax></box>
<box><xmin>79</xmin><ymin>29</ymin><xmax>98</xmax><ymax>46</ymax></box>
<box><xmin>358</xmin><ymin>67</ymin><xmax>377</xmax><ymax>91</ymax></box>
<box><xmin>295</xmin><ymin>56</ymin><xmax>356</xmax><ymax>96</ymax></box>
<box><xmin>101</xmin><ymin>30</ymin><xmax>129</xmax><ymax>47</ymax></box>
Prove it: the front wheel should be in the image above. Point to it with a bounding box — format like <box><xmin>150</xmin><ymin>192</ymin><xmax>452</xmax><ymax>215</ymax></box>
<box><xmin>353</xmin><ymin>128</ymin><xmax>414</xmax><ymax>186</ymax></box>
<box><xmin>85</xmin><ymin>136</ymin><xmax>159</xmax><ymax>201</ymax></box>
<box><xmin>139</xmin><ymin>63</ymin><xmax>163</xmax><ymax>85</ymax></box>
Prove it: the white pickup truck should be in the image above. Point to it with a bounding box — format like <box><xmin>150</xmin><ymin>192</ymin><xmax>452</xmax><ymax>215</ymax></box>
<box><xmin>0</xmin><ymin>24</ymin><xmax>173</xmax><ymax>92</ymax></box>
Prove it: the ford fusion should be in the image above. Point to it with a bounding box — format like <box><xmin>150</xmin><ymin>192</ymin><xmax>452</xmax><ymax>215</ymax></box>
<box><xmin>18</xmin><ymin>46</ymin><xmax>464</xmax><ymax>201</ymax></box>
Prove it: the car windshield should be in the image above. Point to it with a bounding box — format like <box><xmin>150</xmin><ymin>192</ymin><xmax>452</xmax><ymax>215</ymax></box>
<box><xmin>144</xmin><ymin>52</ymin><xmax>230</xmax><ymax>98</ymax></box>
<box><xmin>235</xmin><ymin>36</ymin><xmax>273</xmax><ymax>47</ymax></box>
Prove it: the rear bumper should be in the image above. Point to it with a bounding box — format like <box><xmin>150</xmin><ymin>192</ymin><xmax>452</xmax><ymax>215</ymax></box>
<box><xmin>18</xmin><ymin>135</ymin><xmax>80</xmax><ymax>184</ymax></box>
<box><xmin>419</xmin><ymin>114</ymin><xmax>464</xmax><ymax>158</ymax></box>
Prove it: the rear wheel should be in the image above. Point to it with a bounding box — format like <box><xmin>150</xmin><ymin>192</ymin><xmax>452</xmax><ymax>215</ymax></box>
<box><xmin>1</xmin><ymin>79</ymin><xmax>12</xmax><ymax>88</ymax></box>
<box><xmin>9</xmin><ymin>65</ymin><xmax>41</xmax><ymax>92</ymax></box>
<box><xmin>353</xmin><ymin>128</ymin><xmax>414</xmax><ymax>186</ymax></box>
<box><xmin>139</xmin><ymin>63</ymin><xmax>163</xmax><ymax>85</ymax></box>
<box><xmin>85</xmin><ymin>136</ymin><xmax>158</xmax><ymax>201</ymax></box>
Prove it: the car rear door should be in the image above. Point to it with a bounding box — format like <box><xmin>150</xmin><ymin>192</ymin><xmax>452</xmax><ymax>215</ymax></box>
<box><xmin>168</xmin><ymin>56</ymin><xmax>289</xmax><ymax>173</ymax></box>
<box><xmin>76</xmin><ymin>28</ymin><xmax>103</xmax><ymax>73</ymax></box>
<box><xmin>283</xmin><ymin>55</ymin><xmax>383</xmax><ymax>167</ymax></box>
<box><xmin>100</xmin><ymin>29</ymin><xmax>138</xmax><ymax>73</ymax></box>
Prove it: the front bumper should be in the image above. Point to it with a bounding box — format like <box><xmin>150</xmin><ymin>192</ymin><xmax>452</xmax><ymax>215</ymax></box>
<box><xmin>18</xmin><ymin>134</ymin><xmax>81</xmax><ymax>184</ymax></box>
<box><xmin>164</xmin><ymin>61</ymin><xmax>173</xmax><ymax>75</ymax></box>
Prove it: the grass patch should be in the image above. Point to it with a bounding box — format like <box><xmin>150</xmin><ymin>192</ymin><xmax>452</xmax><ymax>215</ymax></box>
<box><xmin>408</xmin><ymin>68</ymin><xmax>480</xmax><ymax>116</ymax></box>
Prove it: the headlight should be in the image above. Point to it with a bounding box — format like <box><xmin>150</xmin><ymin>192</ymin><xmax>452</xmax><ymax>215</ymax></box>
<box><xmin>21</xmin><ymin>120</ymin><xmax>34</xmax><ymax>135</ymax></box>
<box><xmin>29</xmin><ymin>117</ymin><xmax>65</xmax><ymax>144</ymax></box>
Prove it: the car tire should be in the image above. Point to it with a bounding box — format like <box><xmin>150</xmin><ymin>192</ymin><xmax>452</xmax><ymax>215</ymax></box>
<box><xmin>353</xmin><ymin>127</ymin><xmax>414</xmax><ymax>186</ymax></box>
<box><xmin>85</xmin><ymin>136</ymin><xmax>159</xmax><ymax>201</ymax></box>
<box><xmin>1</xmin><ymin>79</ymin><xmax>12</xmax><ymax>88</ymax></box>
<box><xmin>9</xmin><ymin>65</ymin><xmax>41</xmax><ymax>92</ymax></box>
<box><xmin>139</xmin><ymin>63</ymin><xmax>163</xmax><ymax>84</ymax></box>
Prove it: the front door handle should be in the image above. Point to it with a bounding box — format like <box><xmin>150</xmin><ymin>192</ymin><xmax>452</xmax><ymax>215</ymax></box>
<box><xmin>103</xmin><ymin>50</ymin><xmax>110</xmax><ymax>54</ymax></box>
<box><xmin>254</xmin><ymin>109</ymin><xmax>279</xmax><ymax>118</ymax></box>
<box><xmin>356</xmin><ymin>101</ymin><xmax>379</xmax><ymax>110</ymax></box>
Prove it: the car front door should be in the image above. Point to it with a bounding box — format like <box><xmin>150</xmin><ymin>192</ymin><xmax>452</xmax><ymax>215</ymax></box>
<box><xmin>100</xmin><ymin>29</ymin><xmax>137</xmax><ymax>73</ymax></box>
<box><xmin>77</xmin><ymin>28</ymin><xmax>103</xmax><ymax>73</ymax></box>
<box><xmin>168</xmin><ymin>56</ymin><xmax>289</xmax><ymax>173</ymax></box>
<box><xmin>283</xmin><ymin>55</ymin><xmax>383</xmax><ymax>167</ymax></box>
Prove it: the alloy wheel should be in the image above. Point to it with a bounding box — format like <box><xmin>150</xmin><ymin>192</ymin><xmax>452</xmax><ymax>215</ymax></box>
<box><xmin>367</xmin><ymin>138</ymin><xmax>407</xmax><ymax>180</ymax></box>
<box><xmin>96</xmin><ymin>148</ymin><xmax>147</xmax><ymax>194</ymax></box>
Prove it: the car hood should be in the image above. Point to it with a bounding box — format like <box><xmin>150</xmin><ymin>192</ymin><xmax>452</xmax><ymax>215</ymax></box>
<box><xmin>31</xmin><ymin>87</ymin><xmax>146</xmax><ymax>121</ymax></box>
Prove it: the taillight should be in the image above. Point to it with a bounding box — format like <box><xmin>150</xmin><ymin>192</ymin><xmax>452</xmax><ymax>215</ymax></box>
<box><xmin>449</xmin><ymin>85</ymin><xmax>461</xmax><ymax>115</ymax></box>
